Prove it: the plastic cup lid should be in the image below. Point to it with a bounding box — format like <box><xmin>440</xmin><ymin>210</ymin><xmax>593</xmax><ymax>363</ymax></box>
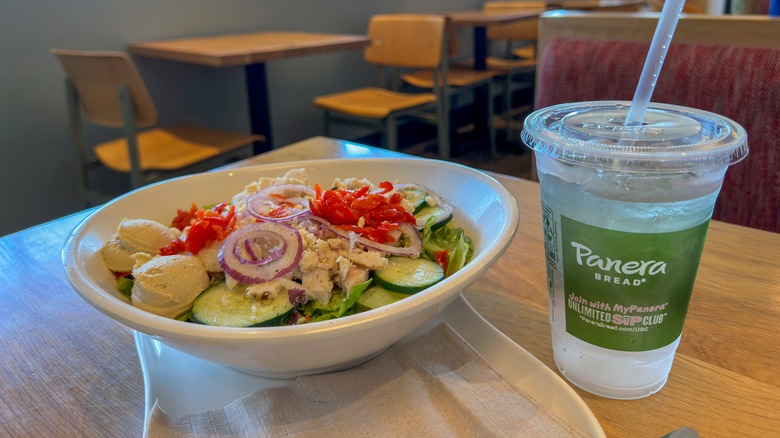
<box><xmin>521</xmin><ymin>101</ymin><xmax>748</xmax><ymax>173</ymax></box>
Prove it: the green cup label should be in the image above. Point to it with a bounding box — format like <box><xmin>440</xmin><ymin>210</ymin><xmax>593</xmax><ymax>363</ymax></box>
<box><xmin>559</xmin><ymin>215</ymin><xmax>709</xmax><ymax>351</ymax></box>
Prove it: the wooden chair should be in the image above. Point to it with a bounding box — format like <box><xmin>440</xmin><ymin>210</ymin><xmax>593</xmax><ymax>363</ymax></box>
<box><xmin>52</xmin><ymin>49</ymin><xmax>262</xmax><ymax>206</ymax></box>
<box><xmin>313</xmin><ymin>15</ymin><xmax>451</xmax><ymax>158</ymax></box>
<box><xmin>400</xmin><ymin>19</ymin><xmax>500</xmax><ymax>158</ymax></box>
<box><xmin>485</xmin><ymin>1</ymin><xmax>545</xmax><ymax>62</ymax></box>
<box><xmin>532</xmin><ymin>11</ymin><xmax>780</xmax><ymax>232</ymax></box>
<box><xmin>481</xmin><ymin>1</ymin><xmax>547</xmax><ymax>140</ymax></box>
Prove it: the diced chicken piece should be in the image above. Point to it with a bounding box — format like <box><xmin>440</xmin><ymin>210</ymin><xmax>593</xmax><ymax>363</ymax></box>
<box><xmin>345</xmin><ymin>268</ymin><xmax>369</xmax><ymax>292</ymax></box>
<box><xmin>246</xmin><ymin>278</ymin><xmax>302</xmax><ymax>301</ymax></box>
<box><xmin>337</xmin><ymin>256</ymin><xmax>369</xmax><ymax>292</ymax></box>
<box><xmin>302</xmin><ymin>268</ymin><xmax>333</xmax><ymax>303</ymax></box>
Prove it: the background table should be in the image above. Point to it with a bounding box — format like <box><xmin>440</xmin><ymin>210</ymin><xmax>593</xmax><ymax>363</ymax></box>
<box><xmin>130</xmin><ymin>33</ymin><xmax>371</xmax><ymax>152</ymax></box>
<box><xmin>1</xmin><ymin>137</ymin><xmax>778</xmax><ymax>437</ymax></box>
<box><xmin>553</xmin><ymin>0</ymin><xmax>646</xmax><ymax>10</ymax></box>
<box><xmin>447</xmin><ymin>0</ymin><xmax>646</xmax><ymax>71</ymax></box>
<box><xmin>447</xmin><ymin>9</ymin><xmax>545</xmax><ymax>71</ymax></box>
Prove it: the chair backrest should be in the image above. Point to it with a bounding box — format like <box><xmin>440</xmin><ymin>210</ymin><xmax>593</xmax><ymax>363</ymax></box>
<box><xmin>535</xmin><ymin>11</ymin><xmax>780</xmax><ymax>233</ymax></box>
<box><xmin>51</xmin><ymin>49</ymin><xmax>158</xmax><ymax>128</ymax></box>
<box><xmin>364</xmin><ymin>15</ymin><xmax>448</xmax><ymax>69</ymax></box>
<box><xmin>484</xmin><ymin>1</ymin><xmax>546</xmax><ymax>42</ymax></box>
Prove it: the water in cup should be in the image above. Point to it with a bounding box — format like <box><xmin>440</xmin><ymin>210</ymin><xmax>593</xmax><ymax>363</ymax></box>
<box><xmin>521</xmin><ymin>101</ymin><xmax>747</xmax><ymax>399</ymax></box>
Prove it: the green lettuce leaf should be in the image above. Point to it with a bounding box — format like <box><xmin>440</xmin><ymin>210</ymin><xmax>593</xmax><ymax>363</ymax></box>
<box><xmin>116</xmin><ymin>276</ymin><xmax>134</xmax><ymax>299</ymax></box>
<box><xmin>421</xmin><ymin>220</ymin><xmax>474</xmax><ymax>277</ymax></box>
<box><xmin>304</xmin><ymin>279</ymin><xmax>373</xmax><ymax>322</ymax></box>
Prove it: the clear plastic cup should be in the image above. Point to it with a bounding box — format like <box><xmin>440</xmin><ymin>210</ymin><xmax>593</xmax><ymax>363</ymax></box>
<box><xmin>521</xmin><ymin>101</ymin><xmax>748</xmax><ymax>399</ymax></box>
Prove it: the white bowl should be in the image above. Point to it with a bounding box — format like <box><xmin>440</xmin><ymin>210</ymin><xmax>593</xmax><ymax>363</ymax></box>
<box><xmin>63</xmin><ymin>158</ymin><xmax>519</xmax><ymax>377</ymax></box>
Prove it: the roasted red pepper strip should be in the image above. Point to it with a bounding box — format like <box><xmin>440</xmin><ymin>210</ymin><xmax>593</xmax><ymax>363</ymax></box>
<box><xmin>160</xmin><ymin>203</ymin><xmax>236</xmax><ymax>255</ymax></box>
<box><xmin>310</xmin><ymin>182</ymin><xmax>415</xmax><ymax>243</ymax></box>
<box><xmin>434</xmin><ymin>249</ymin><xmax>449</xmax><ymax>273</ymax></box>
<box><xmin>171</xmin><ymin>202</ymin><xmax>198</xmax><ymax>231</ymax></box>
<box><xmin>160</xmin><ymin>239</ymin><xmax>185</xmax><ymax>256</ymax></box>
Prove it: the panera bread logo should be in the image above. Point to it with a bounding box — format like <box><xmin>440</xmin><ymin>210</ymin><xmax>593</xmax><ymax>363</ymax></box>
<box><xmin>571</xmin><ymin>242</ymin><xmax>667</xmax><ymax>278</ymax></box>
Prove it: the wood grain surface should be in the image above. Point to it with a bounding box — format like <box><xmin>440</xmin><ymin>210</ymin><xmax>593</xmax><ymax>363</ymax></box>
<box><xmin>1</xmin><ymin>138</ymin><xmax>777</xmax><ymax>437</ymax></box>
<box><xmin>462</xmin><ymin>176</ymin><xmax>780</xmax><ymax>438</ymax></box>
<box><xmin>129</xmin><ymin>32</ymin><xmax>370</xmax><ymax>68</ymax></box>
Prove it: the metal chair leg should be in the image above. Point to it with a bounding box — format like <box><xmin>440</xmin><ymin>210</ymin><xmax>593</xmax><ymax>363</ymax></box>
<box><xmin>118</xmin><ymin>85</ymin><xmax>144</xmax><ymax>189</ymax></box>
<box><xmin>504</xmin><ymin>73</ymin><xmax>513</xmax><ymax>142</ymax></box>
<box><xmin>386</xmin><ymin>116</ymin><xmax>398</xmax><ymax>151</ymax></box>
<box><xmin>488</xmin><ymin>80</ymin><xmax>498</xmax><ymax>158</ymax></box>
<box><xmin>323</xmin><ymin>111</ymin><xmax>332</xmax><ymax>136</ymax></box>
<box><xmin>437</xmin><ymin>91</ymin><xmax>451</xmax><ymax>160</ymax></box>
<box><xmin>65</xmin><ymin>79</ymin><xmax>91</xmax><ymax>206</ymax></box>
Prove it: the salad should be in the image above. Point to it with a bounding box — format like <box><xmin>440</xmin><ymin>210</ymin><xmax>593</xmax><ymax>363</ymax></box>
<box><xmin>100</xmin><ymin>168</ymin><xmax>473</xmax><ymax>327</ymax></box>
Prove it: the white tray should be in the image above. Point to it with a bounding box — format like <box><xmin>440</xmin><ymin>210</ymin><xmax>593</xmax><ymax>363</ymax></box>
<box><xmin>135</xmin><ymin>295</ymin><xmax>605</xmax><ymax>437</ymax></box>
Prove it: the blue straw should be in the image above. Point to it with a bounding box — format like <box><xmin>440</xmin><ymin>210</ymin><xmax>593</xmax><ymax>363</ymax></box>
<box><xmin>625</xmin><ymin>0</ymin><xmax>686</xmax><ymax>126</ymax></box>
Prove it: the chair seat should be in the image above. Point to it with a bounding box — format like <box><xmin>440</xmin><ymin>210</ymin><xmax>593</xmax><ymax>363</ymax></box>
<box><xmin>313</xmin><ymin>87</ymin><xmax>436</xmax><ymax>118</ymax></box>
<box><xmin>486</xmin><ymin>56</ymin><xmax>536</xmax><ymax>72</ymax></box>
<box><xmin>94</xmin><ymin>124</ymin><xmax>261</xmax><ymax>172</ymax></box>
<box><xmin>456</xmin><ymin>57</ymin><xmax>536</xmax><ymax>73</ymax></box>
<box><xmin>512</xmin><ymin>46</ymin><xmax>536</xmax><ymax>60</ymax></box>
<box><xmin>402</xmin><ymin>67</ymin><xmax>498</xmax><ymax>88</ymax></box>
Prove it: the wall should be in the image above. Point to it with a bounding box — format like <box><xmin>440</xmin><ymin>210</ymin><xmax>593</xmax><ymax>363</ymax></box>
<box><xmin>0</xmin><ymin>0</ymin><xmax>478</xmax><ymax>236</ymax></box>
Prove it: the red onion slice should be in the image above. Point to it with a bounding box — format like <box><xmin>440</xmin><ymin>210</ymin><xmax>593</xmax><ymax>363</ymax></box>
<box><xmin>263</xmin><ymin>184</ymin><xmax>316</xmax><ymax>197</ymax></box>
<box><xmin>246</xmin><ymin>184</ymin><xmax>315</xmax><ymax>222</ymax></box>
<box><xmin>219</xmin><ymin>222</ymin><xmax>303</xmax><ymax>284</ymax></box>
<box><xmin>361</xmin><ymin>222</ymin><xmax>422</xmax><ymax>258</ymax></box>
<box><xmin>305</xmin><ymin>215</ymin><xmax>421</xmax><ymax>258</ymax></box>
<box><xmin>235</xmin><ymin>232</ymin><xmax>287</xmax><ymax>265</ymax></box>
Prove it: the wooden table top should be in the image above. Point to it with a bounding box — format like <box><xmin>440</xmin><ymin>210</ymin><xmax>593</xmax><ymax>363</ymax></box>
<box><xmin>445</xmin><ymin>0</ymin><xmax>644</xmax><ymax>27</ymax></box>
<box><xmin>129</xmin><ymin>31</ymin><xmax>371</xmax><ymax>67</ymax></box>
<box><xmin>1</xmin><ymin>137</ymin><xmax>778</xmax><ymax>437</ymax></box>
<box><xmin>446</xmin><ymin>9</ymin><xmax>546</xmax><ymax>27</ymax></box>
<box><xmin>552</xmin><ymin>0</ymin><xmax>646</xmax><ymax>9</ymax></box>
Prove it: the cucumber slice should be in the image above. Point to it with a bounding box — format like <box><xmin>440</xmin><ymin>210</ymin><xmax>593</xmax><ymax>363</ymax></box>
<box><xmin>398</xmin><ymin>187</ymin><xmax>429</xmax><ymax>214</ymax></box>
<box><xmin>192</xmin><ymin>281</ymin><xmax>293</xmax><ymax>327</ymax></box>
<box><xmin>358</xmin><ymin>285</ymin><xmax>408</xmax><ymax>310</ymax></box>
<box><xmin>414</xmin><ymin>205</ymin><xmax>453</xmax><ymax>230</ymax></box>
<box><xmin>373</xmin><ymin>256</ymin><xmax>445</xmax><ymax>294</ymax></box>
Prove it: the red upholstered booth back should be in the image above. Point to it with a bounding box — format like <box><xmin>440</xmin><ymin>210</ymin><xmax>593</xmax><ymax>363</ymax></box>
<box><xmin>536</xmin><ymin>39</ymin><xmax>780</xmax><ymax>233</ymax></box>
